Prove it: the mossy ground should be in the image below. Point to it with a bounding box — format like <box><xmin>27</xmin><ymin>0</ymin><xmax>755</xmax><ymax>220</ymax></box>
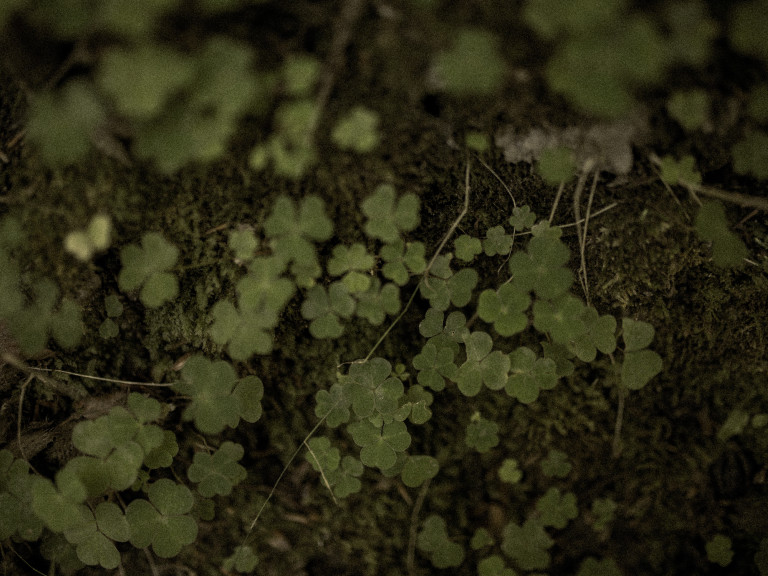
<box><xmin>1</xmin><ymin>2</ymin><xmax>768</xmax><ymax>575</ymax></box>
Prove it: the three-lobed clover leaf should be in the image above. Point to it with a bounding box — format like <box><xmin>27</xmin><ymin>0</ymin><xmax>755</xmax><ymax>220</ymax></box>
<box><xmin>125</xmin><ymin>479</ymin><xmax>198</xmax><ymax>558</ymax></box>
<box><xmin>187</xmin><ymin>441</ymin><xmax>247</xmax><ymax>497</ymax></box>
<box><xmin>174</xmin><ymin>356</ymin><xmax>264</xmax><ymax>434</ymax></box>
<box><xmin>417</xmin><ymin>514</ymin><xmax>465</xmax><ymax>568</ymax></box>
<box><xmin>505</xmin><ymin>346</ymin><xmax>558</xmax><ymax>403</ymax></box>
<box><xmin>498</xmin><ymin>458</ymin><xmax>523</xmax><ymax>484</ymax></box>
<box><xmin>536</xmin><ymin>487</ymin><xmax>578</xmax><ymax>529</ymax></box>
<box><xmin>695</xmin><ymin>200</ymin><xmax>748</xmax><ymax>268</ymax></box>
<box><xmin>537</xmin><ymin>146</ymin><xmax>576</xmax><ymax>185</ymax></box>
<box><xmin>568</xmin><ymin>306</ymin><xmax>617</xmax><ymax>362</ymax></box>
<box><xmin>347</xmin><ymin>419</ymin><xmax>411</xmax><ymax>470</ymax></box>
<box><xmin>210</xmin><ymin>300</ymin><xmax>278</xmax><ymax>359</ymax></box>
<box><xmin>456</xmin><ymin>331</ymin><xmax>510</xmax><ymax>396</ymax></box>
<box><xmin>478</xmin><ymin>283</ymin><xmax>531</xmax><ymax>337</ymax></box>
<box><xmin>532</xmin><ymin>294</ymin><xmax>587</xmax><ymax>344</ymax></box>
<box><xmin>2</xmin><ymin>277</ymin><xmax>83</xmax><ymax>355</ymax></box>
<box><xmin>590</xmin><ymin>498</ymin><xmax>617</xmax><ymax>533</ymax></box>
<box><xmin>301</xmin><ymin>282</ymin><xmax>356</xmax><ymax>338</ymax></box>
<box><xmin>478</xmin><ymin>555</ymin><xmax>517</xmax><ymax>576</ymax></box>
<box><xmin>706</xmin><ymin>534</ymin><xmax>734</xmax><ymax>567</ymax></box>
<box><xmin>501</xmin><ymin>518</ymin><xmax>553</xmax><ymax>571</ymax></box>
<box><xmin>454</xmin><ymin>234</ymin><xmax>483</xmax><ymax>262</ymax></box>
<box><xmin>412</xmin><ymin>341</ymin><xmax>458</xmax><ymax>392</ymax></box>
<box><xmin>0</xmin><ymin>450</ymin><xmax>44</xmax><ymax>541</ymax></box>
<box><xmin>332</xmin><ymin>106</ymin><xmax>380</xmax><ymax>153</ymax></box>
<box><xmin>328</xmin><ymin>243</ymin><xmax>375</xmax><ymax>293</ymax></box>
<box><xmin>465</xmin><ymin>412</ymin><xmax>500</xmax><ymax>453</ymax></box>
<box><xmin>401</xmin><ymin>384</ymin><xmax>434</xmax><ymax>424</ymax></box>
<box><xmin>483</xmin><ymin>225</ymin><xmax>514</xmax><ymax>256</ymax></box>
<box><xmin>342</xmin><ymin>357</ymin><xmax>405</xmax><ymax>422</ymax></box>
<box><xmin>509</xmin><ymin>205</ymin><xmax>537</xmax><ymax>231</ymax></box>
<box><xmin>315</xmin><ymin>383</ymin><xmax>352</xmax><ymax>427</ymax></box>
<box><xmin>355</xmin><ymin>279</ymin><xmax>402</xmax><ymax>325</ymax></box>
<box><xmin>509</xmin><ymin>233</ymin><xmax>572</xmax><ymax>300</ymax></box>
<box><xmin>304</xmin><ymin>437</ymin><xmax>340</xmax><ymax>475</ymax></box>
<box><xmin>471</xmin><ymin>528</ymin><xmax>494</xmax><ymax>550</ymax></box>
<box><xmin>118</xmin><ymin>232</ymin><xmax>178</xmax><ymax>307</ymax></box>
<box><xmin>31</xmin><ymin>467</ymin><xmax>88</xmax><ymax>533</ymax></box>
<box><xmin>420</xmin><ymin>267</ymin><xmax>478</xmax><ymax>311</ymax></box>
<box><xmin>228</xmin><ymin>228</ymin><xmax>258</xmax><ymax>262</ymax></box>
<box><xmin>264</xmin><ymin>195</ymin><xmax>333</xmax><ymax>285</ymax></box>
<box><xmin>223</xmin><ymin>545</ymin><xmax>259</xmax><ymax>573</ymax></box>
<box><xmin>63</xmin><ymin>502</ymin><xmax>130</xmax><ymax>569</ymax></box>
<box><xmin>401</xmin><ymin>455</ymin><xmax>439</xmax><ymax>488</ymax></box>
<box><xmin>540</xmin><ymin>448</ymin><xmax>572</xmax><ymax>478</ymax></box>
<box><xmin>362</xmin><ymin>184</ymin><xmax>420</xmax><ymax>243</ymax></box>
<box><xmin>620</xmin><ymin>318</ymin><xmax>662</xmax><ymax>390</ymax></box>
<box><xmin>327</xmin><ymin>455</ymin><xmax>365</xmax><ymax>498</ymax></box>
<box><xmin>380</xmin><ymin>239</ymin><xmax>427</xmax><ymax>285</ymax></box>
<box><xmin>432</xmin><ymin>27</ymin><xmax>505</xmax><ymax>96</ymax></box>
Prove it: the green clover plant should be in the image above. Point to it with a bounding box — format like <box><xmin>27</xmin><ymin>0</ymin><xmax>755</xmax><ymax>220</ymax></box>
<box><xmin>332</xmin><ymin>106</ymin><xmax>380</xmax><ymax>153</ymax></box>
<box><xmin>417</xmin><ymin>514</ymin><xmax>465</xmax><ymax>569</ymax></box>
<box><xmin>465</xmin><ymin>412</ymin><xmax>500</xmax><ymax>453</ymax></box>
<box><xmin>174</xmin><ymin>356</ymin><xmax>264</xmax><ymax>434</ymax></box>
<box><xmin>187</xmin><ymin>441</ymin><xmax>247</xmax><ymax>497</ymax></box>
<box><xmin>501</xmin><ymin>518</ymin><xmax>553</xmax><ymax>571</ymax></box>
<box><xmin>362</xmin><ymin>184</ymin><xmax>420</xmax><ymax>243</ymax></box>
<box><xmin>118</xmin><ymin>232</ymin><xmax>179</xmax><ymax>308</ymax></box>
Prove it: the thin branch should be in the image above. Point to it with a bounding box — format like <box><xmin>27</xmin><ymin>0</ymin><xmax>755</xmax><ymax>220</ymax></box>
<box><xmin>424</xmin><ymin>160</ymin><xmax>471</xmax><ymax>280</ymax></box>
<box><xmin>407</xmin><ymin>478</ymin><xmax>432</xmax><ymax>576</ymax></box>
<box><xmin>303</xmin><ymin>439</ymin><xmax>339</xmax><ymax>506</ymax></box>
<box><xmin>548</xmin><ymin>180</ymin><xmax>566</xmax><ymax>224</ymax></box>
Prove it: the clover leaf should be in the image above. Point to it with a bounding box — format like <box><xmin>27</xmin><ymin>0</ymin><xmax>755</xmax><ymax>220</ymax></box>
<box><xmin>505</xmin><ymin>346</ymin><xmax>558</xmax><ymax>403</ymax></box>
<box><xmin>658</xmin><ymin>154</ymin><xmax>701</xmax><ymax>187</ymax></box>
<box><xmin>380</xmin><ymin>239</ymin><xmax>427</xmax><ymax>285</ymax></box>
<box><xmin>412</xmin><ymin>341</ymin><xmax>458</xmax><ymax>392</ymax></box>
<box><xmin>454</xmin><ymin>234</ymin><xmax>483</xmax><ymax>262</ymax></box>
<box><xmin>532</xmin><ymin>294</ymin><xmax>587</xmax><ymax>344</ymax></box>
<box><xmin>264</xmin><ymin>195</ymin><xmax>333</xmax><ymax>285</ymax></box>
<box><xmin>577</xmin><ymin>557</ymin><xmax>622</xmax><ymax>576</ymax></box>
<box><xmin>432</xmin><ymin>27</ymin><xmax>505</xmax><ymax>96</ymax></box>
<box><xmin>402</xmin><ymin>385</ymin><xmax>434</xmax><ymax>424</ymax></box>
<box><xmin>471</xmin><ymin>528</ymin><xmax>494</xmax><ymax>550</ymax></box>
<box><xmin>478</xmin><ymin>283</ymin><xmax>531</xmax><ymax>337</ymax></box>
<box><xmin>509</xmin><ymin>205</ymin><xmax>537</xmax><ymax>230</ymax></box>
<box><xmin>478</xmin><ymin>555</ymin><xmax>517</xmax><ymax>576</ymax></box>
<box><xmin>417</xmin><ymin>514</ymin><xmax>465</xmax><ymax>568</ymax></box>
<box><xmin>342</xmin><ymin>357</ymin><xmax>404</xmax><ymax>422</ymax></box>
<box><xmin>327</xmin><ymin>456</ymin><xmax>365</xmax><ymax>498</ymax></box>
<box><xmin>567</xmin><ymin>306</ymin><xmax>617</xmax><ymax>362</ymax></box>
<box><xmin>332</xmin><ymin>106</ymin><xmax>380</xmax><ymax>153</ymax></box>
<box><xmin>96</xmin><ymin>44</ymin><xmax>195</xmax><ymax>120</ymax></box>
<box><xmin>304</xmin><ymin>437</ymin><xmax>340</xmax><ymax>475</ymax></box>
<box><xmin>283</xmin><ymin>54</ymin><xmax>320</xmax><ymax>96</ymax></box>
<box><xmin>620</xmin><ymin>318</ymin><xmax>662</xmax><ymax>390</ymax></box>
<box><xmin>501</xmin><ymin>518</ymin><xmax>553</xmax><ymax>571</ymax></box>
<box><xmin>695</xmin><ymin>200</ymin><xmax>748</xmax><ymax>267</ymax></box>
<box><xmin>537</xmin><ymin>146</ymin><xmax>576</xmax><ymax>185</ymax></box>
<box><xmin>118</xmin><ymin>232</ymin><xmax>178</xmax><ymax>307</ymax></box>
<box><xmin>498</xmin><ymin>458</ymin><xmax>523</xmax><ymax>484</ymax></box>
<box><xmin>228</xmin><ymin>228</ymin><xmax>258</xmax><ymax>262</ymax></box>
<box><xmin>328</xmin><ymin>243</ymin><xmax>375</xmax><ymax>293</ymax></box>
<box><xmin>536</xmin><ymin>487</ymin><xmax>578</xmax><ymax>529</ymax></box>
<box><xmin>540</xmin><ymin>448</ymin><xmax>572</xmax><ymax>478</ymax></box>
<box><xmin>125</xmin><ymin>479</ymin><xmax>197</xmax><ymax>558</ymax></box>
<box><xmin>347</xmin><ymin>419</ymin><xmax>411</xmax><ymax>470</ymax></box>
<box><xmin>301</xmin><ymin>282</ymin><xmax>356</xmax><ymax>338</ymax></box>
<box><xmin>362</xmin><ymin>184</ymin><xmax>420</xmax><ymax>243</ymax></box>
<box><xmin>0</xmin><ymin>450</ymin><xmax>44</xmax><ymax>541</ymax></box>
<box><xmin>26</xmin><ymin>80</ymin><xmax>106</xmax><ymax>166</ymax></box>
<box><xmin>65</xmin><ymin>214</ymin><xmax>112</xmax><ymax>261</ymax></box>
<box><xmin>590</xmin><ymin>498</ymin><xmax>617</xmax><ymax>533</ymax></box>
<box><xmin>31</xmin><ymin>468</ymin><xmax>87</xmax><ymax>533</ymax></box>
<box><xmin>222</xmin><ymin>545</ymin><xmax>259</xmax><ymax>573</ymax></box>
<box><xmin>174</xmin><ymin>356</ymin><xmax>263</xmax><ymax>434</ymax></box>
<box><xmin>509</xmin><ymin>234</ymin><xmax>572</xmax><ymax>300</ymax></box>
<box><xmin>315</xmin><ymin>383</ymin><xmax>352</xmax><ymax>427</ymax></box>
<box><xmin>667</xmin><ymin>90</ymin><xmax>710</xmax><ymax>132</ymax></box>
<box><xmin>3</xmin><ymin>278</ymin><xmax>83</xmax><ymax>355</ymax></box>
<box><xmin>465</xmin><ymin>412</ymin><xmax>500</xmax><ymax>453</ymax></box>
<box><xmin>420</xmin><ymin>267</ymin><xmax>478</xmax><ymax>311</ymax></box>
<box><xmin>355</xmin><ymin>279</ymin><xmax>401</xmax><ymax>325</ymax></box>
<box><xmin>401</xmin><ymin>455</ymin><xmax>439</xmax><ymax>488</ymax></box>
<box><xmin>484</xmin><ymin>225</ymin><xmax>514</xmax><ymax>256</ymax></box>
<box><xmin>62</xmin><ymin>502</ymin><xmax>129</xmax><ymax>569</ymax></box>
<box><xmin>706</xmin><ymin>534</ymin><xmax>733</xmax><ymax>567</ymax></box>
<box><xmin>187</xmin><ymin>442</ymin><xmax>246</xmax><ymax>498</ymax></box>
<box><xmin>456</xmin><ymin>331</ymin><xmax>510</xmax><ymax>396</ymax></box>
